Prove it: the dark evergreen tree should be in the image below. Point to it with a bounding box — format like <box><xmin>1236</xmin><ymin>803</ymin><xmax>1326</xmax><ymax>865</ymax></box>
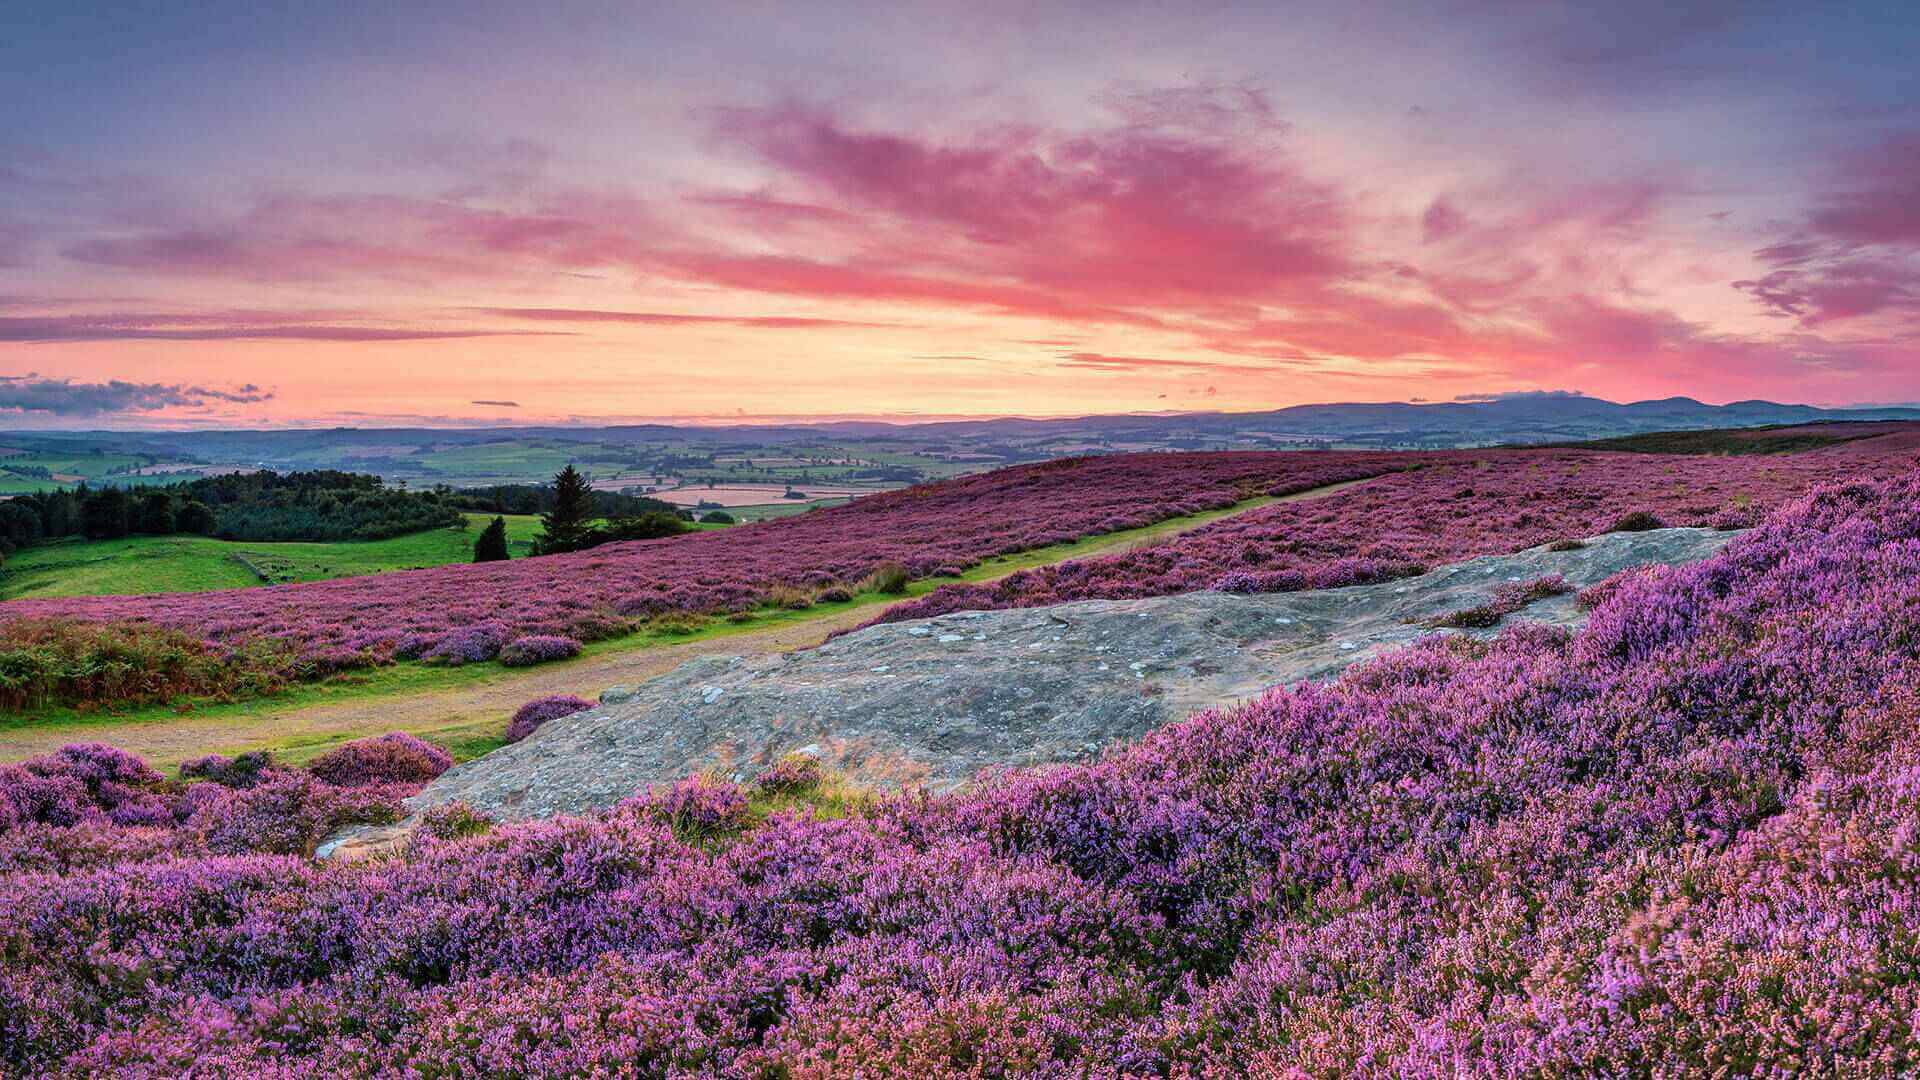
<box><xmin>535</xmin><ymin>465</ymin><xmax>594</xmax><ymax>554</ymax></box>
<box><xmin>175</xmin><ymin>500</ymin><xmax>218</xmax><ymax>535</ymax></box>
<box><xmin>80</xmin><ymin>487</ymin><xmax>131</xmax><ymax>539</ymax></box>
<box><xmin>42</xmin><ymin>490</ymin><xmax>79</xmax><ymax>538</ymax></box>
<box><xmin>473</xmin><ymin>516</ymin><xmax>511</xmax><ymax>562</ymax></box>
<box><xmin>0</xmin><ymin>501</ymin><xmax>44</xmax><ymax>549</ymax></box>
<box><xmin>135</xmin><ymin>490</ymin><xmax>176</xmax><ymax>535</ymax></box>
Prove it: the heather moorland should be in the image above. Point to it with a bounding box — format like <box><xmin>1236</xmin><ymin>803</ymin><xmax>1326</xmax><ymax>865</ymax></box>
<box><xmin>3</xmin><ymin>462</ymin><xmax>1919</xmax><ymax>1073</ymax></box>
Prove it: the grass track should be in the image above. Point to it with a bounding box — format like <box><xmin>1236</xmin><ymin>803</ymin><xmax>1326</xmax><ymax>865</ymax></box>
<box><xmin>0</xmin><ymin>478</ymin><xmax>1374</xmax><ymax>768</ymax></box>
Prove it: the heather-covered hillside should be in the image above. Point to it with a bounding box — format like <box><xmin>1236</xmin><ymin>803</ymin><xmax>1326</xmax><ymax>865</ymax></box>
<box><xmin>4</xmin><ymin>474</ymin><xmax>1919</xmax><ymax>1073</ymax></box>
<box><xmin>874</xmin><ymin>436</ymin><xmax>1920</xmax><ymax>622</ymax></box>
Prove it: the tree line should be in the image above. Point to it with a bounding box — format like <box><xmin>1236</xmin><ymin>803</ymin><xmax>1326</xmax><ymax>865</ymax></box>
<box><xmin>0</xmin><ymin>470</ymin><xmax>466</xmax><ymax>557</ymax></box>
<box><xmin>446</xmin><ymin>482</ymin><xmax>678</xmax><ymax>519</ymax></box>
<box><xmin>0</xmin><ymin>464</ymin><xmax>720</xmax><ymax>568</ymax></box>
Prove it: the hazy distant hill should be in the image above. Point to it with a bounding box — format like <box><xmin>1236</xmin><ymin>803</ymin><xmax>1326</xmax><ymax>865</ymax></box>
<box><xmin>806</xmin><ymin>394</ymin><xmax>1916</xmax><ymax>445</ymax></box>
<box><xmin>13</xmin><ymin>394</ymin><xmax>1917</xmax><ymax>492</ymax></box>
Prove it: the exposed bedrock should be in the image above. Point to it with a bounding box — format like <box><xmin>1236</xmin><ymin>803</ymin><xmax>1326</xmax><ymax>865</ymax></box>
<box><xmin>412</xmin><ymin>527</ymin><xmax>1738</xmax><ymax>821</ymax></box>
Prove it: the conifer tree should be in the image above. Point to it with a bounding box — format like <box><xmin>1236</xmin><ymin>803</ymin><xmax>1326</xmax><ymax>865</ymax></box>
<box><xmin>536</xmin><ymin>465</ymin><xmax>593</xmax><ymax>554</ymax></box>
<box><xmin>473</xmin><ymin>515</ymin><xmax>510</xmax><ymax>562</ymax></box>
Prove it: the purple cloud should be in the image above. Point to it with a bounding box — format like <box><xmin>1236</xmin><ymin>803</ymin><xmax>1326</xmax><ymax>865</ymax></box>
<box><xmin>0</xmin><ymin>375</ymin><xmax>274</xmax><ymax>415</ymax></box>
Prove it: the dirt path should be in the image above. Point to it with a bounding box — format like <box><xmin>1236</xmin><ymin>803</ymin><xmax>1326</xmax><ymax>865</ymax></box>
<box><xmin>1</xmin><ymin>477</ymin><xmax>1377</xmax><ymax>766</ymax></box>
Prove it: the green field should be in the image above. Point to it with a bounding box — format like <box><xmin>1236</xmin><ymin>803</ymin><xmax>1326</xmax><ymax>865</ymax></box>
<box><xmin>0</xmin><ymin>514</ymin><xmax>548</xmax><ymax>599</ymax></box>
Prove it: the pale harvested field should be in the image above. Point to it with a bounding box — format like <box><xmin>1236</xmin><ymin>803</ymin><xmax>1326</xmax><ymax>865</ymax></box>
<box><xmin>653</xmin><ymin>483</ymin><xmax>883</xmax><ymax>507</ymax></box>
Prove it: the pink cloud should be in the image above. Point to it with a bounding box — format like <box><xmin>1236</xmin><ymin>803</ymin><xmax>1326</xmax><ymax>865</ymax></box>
<box><xmin>702</xmin><ymin>98</ymin><xmax>1351</xmax><ymax>313</ymax></box>
<box><xmin>1735</xmin><ymin>259</ymin><xmax>1920</xmax><ymax>326</ymax></box>
<box><xmin>1056</xmin><ymin>351</ymin><xmax>1273</xmax><ymax>373</ymax></box>
<box><xmin>657</xmin><ymin>253</ymin><xmax>1169</xmax><ymax>327</ymax></box>
<box><xmin>0</xmin><ymin>311</ymin><xmax>560</xmax><ymax>343</ymax></box>
<box><xmin>475</xmin><ymin>307</ymin><xmax>893</xmax><ymax>329</ymax></box>
<box><xmin>63</xmin><ymin>191</ymin><xmax>664</xmax><ymax>284</ymax></box>
<box><xmin>1727</xmin><ymin>132</ymin><xmax>1920</xmax><ymax>337</ymax></box>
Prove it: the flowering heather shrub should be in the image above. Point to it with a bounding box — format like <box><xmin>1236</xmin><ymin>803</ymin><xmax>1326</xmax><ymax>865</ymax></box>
<box><xmin>304</xmin><ymin>731</ymin><xmax>452</xmax><ymax>787</ymax></box>
<box><xmin>505</xmin><ymin>693</ymin><xmax>595</xmax><ymax>743</ymax></box>
<box><xmin>1425</xmin><ymin>573</ymin><xmax>1572</xmax><ymax>629</ymax></box>
<box><xmin>755</xmin><ymin>753</ymin><xmax>824</xmax><ymax>795</ymax></box>
<box><xmin>0</xmin><ymin>745</ymin><xmax>418</xmax><ymax>874</ymax></box>
<box><xmin>497</xmin><ymin>634</ymin><xmax>582</xmax><ymax>667</ymax></box>
<box><xmin>178</xmin><ymin>749</ymin><xmax>277</xmax><ymax>789</ymax></box>
<box><xmin>421</xmin><ymin>622</ymin><xmax>507</xmax><ymax>665</ymax></box>
<box><xmin>7</xmin><ymin>473</ymin><xmax>1920</xmax><ymax>1072</ymax></box>
<box><xmin>187</xmin><ymin>771</ymin><xmax>403</xmax><ymax>856</ymax></box>
<box><xmin>0</xmin><ymin>820</ymin><xmax>193</xmax><ymax>876</ymax></box>
<box><xmin>871</xmin><ymin>442</ymin><xmax>1916</xmax><ymax>623</ymax></box>
<box><xmin>0</xmin><ymin>742</ymin><xmax>165</xmax><ymax>831</ymax></box>
<box><xmin>1</xmin><ymin>453</ymin><xmax>1403</xmax><ymax>706</ymax></box>
<box><xmin>415</xmin><ymin>800</ymin><xmax>495</xmax><ymax>843</ymax></box>
<box><xmin>1577</xmin><ymin>565</ymin><xmax>1656</xmax><ymax>611</ymax></box>
<box><xmin>624</xmin><ymin>775</ymin><xmax>752</xmax><ymax>844</ymax></box>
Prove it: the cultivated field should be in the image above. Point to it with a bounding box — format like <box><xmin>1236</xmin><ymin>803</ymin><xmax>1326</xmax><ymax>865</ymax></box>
<box><xmin>650</xmin><ymin>482</ymin><xmax>878</xmax><ymax>507</ymax></box>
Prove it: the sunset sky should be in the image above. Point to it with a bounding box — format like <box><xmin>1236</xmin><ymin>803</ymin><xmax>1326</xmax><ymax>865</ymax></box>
<box><xmin>3</xmin><ymin>1</ymin><xmax>1918</xmax><ymax>427</ymax></box>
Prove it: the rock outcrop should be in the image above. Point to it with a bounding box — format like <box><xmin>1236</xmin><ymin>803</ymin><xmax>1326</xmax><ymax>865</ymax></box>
<box><xmin>412</xmin><ymin>527</ymin><xmax>1737</xmax><ymax>821</ymax></box>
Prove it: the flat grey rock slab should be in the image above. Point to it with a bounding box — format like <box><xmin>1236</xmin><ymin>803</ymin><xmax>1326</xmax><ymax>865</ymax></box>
<box><xmin>412</xmin><ymin>527</ymin><xmax>1737</xmax><ymax>821</ymax></box>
